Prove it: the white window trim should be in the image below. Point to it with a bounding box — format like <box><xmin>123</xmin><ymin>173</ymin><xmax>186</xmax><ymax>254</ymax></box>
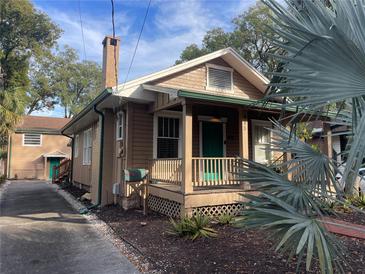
<box><xmin>22</xmin><ymin>133</ymin><xmax>42</xmax><ymax>146</ymax></box>
<box><xmin>206</xmin><ymin>63</ymin><xmax>234</xmax><ymax>93</ymax></box>
<box><xmin>251</xmin><ymin>119</ymin><xmax>272</xmax><ymax>164</ymax></box>
<box><xmin>74</xmin><ymin>134</ymin><xmax>79</xmax><ymax>158</ymax></box>
<box><xmin>83</xmin><ymin>128</ymin><xmax>92</xmax><ymax>165</ymax></box>
<box><xmin>116</xmin><ymin>111</ymin><xmax>124</xmax><ymax>141</ymax></box>
<box><xmin>153</xmin><ymin>110</ymin><xmax>182</xmax><ymax>159</ymax></box>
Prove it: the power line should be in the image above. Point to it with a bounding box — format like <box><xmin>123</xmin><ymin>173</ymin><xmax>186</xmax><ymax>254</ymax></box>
<box><xmin>78</xmin><ymin>0</ymin><xmax>87</xmax><ymax>61</ymax></box>
<box><xmin>122</xmin><ymin>0</ymin><xmax>152</xmax><ymax>89</ymax></box>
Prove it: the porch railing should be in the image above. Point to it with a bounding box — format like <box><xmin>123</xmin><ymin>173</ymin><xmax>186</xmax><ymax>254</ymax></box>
<box><xmin>149</xmin><ymin>158</ymin><xmax>182</xmax><ymax>185</ymax></box>
<box><xmin>52</xmin><ymin>158</ymin><xmax>71</xmax><ymax>184</ymax></box>
<box><xmin>192</xmin><ymin>157</ymin><xmax>241</xmax><ymax>187</ymax></box>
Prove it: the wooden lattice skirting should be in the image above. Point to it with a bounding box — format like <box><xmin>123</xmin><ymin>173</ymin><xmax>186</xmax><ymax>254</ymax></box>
<box><xmin>192</xmin><ymin>203</ymin><xmax>244</xmax><ymax>217</ymax></box>
<box><xmin>147</xmin><ymin>195</ymin><xmax>181</xmax><ymax>218</ymax></box>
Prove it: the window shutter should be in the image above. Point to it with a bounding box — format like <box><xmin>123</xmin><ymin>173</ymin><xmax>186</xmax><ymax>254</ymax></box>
<box><xmin>208</xmin><ymin>67</ymin><xmax>232</xmax><ymax>91</ymax></box>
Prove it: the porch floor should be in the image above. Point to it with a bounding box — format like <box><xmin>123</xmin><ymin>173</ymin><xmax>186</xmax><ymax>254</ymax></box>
<box><xmin>149</xmin><ymin>182</ymin><xmax>245</xmax><ymax>193</ymax></box>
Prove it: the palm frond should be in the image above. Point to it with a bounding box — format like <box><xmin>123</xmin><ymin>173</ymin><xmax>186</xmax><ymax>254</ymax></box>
<box><xmin>264</xmin><ymin>0</ymin><xmax>365</xmax><ymax>194</ymax></box>
<box><xmin>267</xmin><ymin>120</ymin><xmax>341</xmax><ymax>194</ymax></box>
<box><xmin>236</xmin><ymin>192</ymin><xmax>346</xmax><ymax>273</ymax></box>
<box><xmin>235</xmin><ymin>158</ymin><xmax>329</xmax><ymax>215</ymax></box>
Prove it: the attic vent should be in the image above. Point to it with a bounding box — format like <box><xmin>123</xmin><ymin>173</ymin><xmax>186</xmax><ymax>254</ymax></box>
<box><xmin>207</xmin><ymin>65</ymin><xmax>233</xmax><ymax>92</ymax></box>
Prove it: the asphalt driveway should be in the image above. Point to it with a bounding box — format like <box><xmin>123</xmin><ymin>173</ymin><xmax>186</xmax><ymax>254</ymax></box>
<box><xmin>0</xmin><ymin>180</ymin><xmax>139</xmax><ymax>274</ymax></box>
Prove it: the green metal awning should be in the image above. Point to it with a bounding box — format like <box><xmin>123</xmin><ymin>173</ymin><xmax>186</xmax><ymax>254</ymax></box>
<box><xmin>177</xmin><ymin>90</ymin><xmax>287</xmax><ymax>111</ymax></box>
<box><xmin>177</xmin><ymin>89</ymin><xmax>336</xmax><ymax>118</ymax></box>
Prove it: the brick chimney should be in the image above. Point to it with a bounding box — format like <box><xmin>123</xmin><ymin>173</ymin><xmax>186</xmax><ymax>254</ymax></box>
<box><xmin>102</xmin><ymin>35</ymin><xmax>120</xmax><ymax>88</ymax></box>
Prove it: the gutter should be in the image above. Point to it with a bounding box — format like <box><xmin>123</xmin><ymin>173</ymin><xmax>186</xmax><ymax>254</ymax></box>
<box><xmin>61</xmin><ymin>88</ymin><xmax>113</xmax><ymax>134</ymax></box>
<box><xmin>91</xmin><ymin>92</ymin><xmax>112</xmax><ymax>208</ymax></box>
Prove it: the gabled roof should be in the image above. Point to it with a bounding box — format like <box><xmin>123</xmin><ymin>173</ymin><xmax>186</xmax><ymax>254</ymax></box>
<box><xmin>15</xmin><ymin>116</ymin><xmax>70</xmax><ymax>134</ymax></box>
<box><xmin>115</xmin><ymin>47</ymin><xmax>269</xmax><ymax>94</ymax></box>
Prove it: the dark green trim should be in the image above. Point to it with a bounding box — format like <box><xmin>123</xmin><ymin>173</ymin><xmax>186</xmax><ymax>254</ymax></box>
<box><xmin>178</xmin><ymin>90</ymin><xmax>337</xmax><ymax>118</ymax></box>
<box><xmin>61</xmin><ymin>88</ymin><xmax>113</xmax><ymax>133</ymax></box>
<box><xmin>178</xmin><ymin>90</ymin><xmax>288</xmax><ymax>111</ymax></box>
<box><xmin>93</xmin><ymin>102</ymin><xmax>107</xmax><ymax>206</ymax></box>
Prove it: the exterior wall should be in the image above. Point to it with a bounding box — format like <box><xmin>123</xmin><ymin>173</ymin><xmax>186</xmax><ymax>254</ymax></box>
<box><xmin>72</xmin><ymin>122</ymin><xmax>99</xmax><ymax>195</ymax></box>
<box><xmin>150</xmin><ymin>58</ymin><xmax>264</xmax><ymax>100</ymax></box>
<box><xmin>126</xmin><ymin>102</ymin><xmax>154</xmax><ymax>168</ymax></box>
<box><xmin>8</xmin><ymin>133</ymin><xmax>70</xmax><ymax>179</ymax></box>
<box><xmin>101</xmin><ymin>110</ymin><xmax>116</xmax><ymax>205</ymax></box>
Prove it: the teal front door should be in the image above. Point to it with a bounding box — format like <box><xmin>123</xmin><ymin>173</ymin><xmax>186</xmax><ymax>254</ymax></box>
<box><xmin>201</xmin><ymin>122</ymin><xmax>224</xmax><ymax>180</ymax></box>
<box><xmin>49</xmin><ymin>158</ymin><xmax>60</xmax><ymax>179</ymax></box>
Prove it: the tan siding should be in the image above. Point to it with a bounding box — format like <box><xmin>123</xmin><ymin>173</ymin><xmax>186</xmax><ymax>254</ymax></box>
<box><xmin>126</xmin><ymin>102</ymin><xmax>154</xmax><ymax>169</ymax></box>
<box><xmin>72</xmin><ymin>122</ymin><xmax>98</xmax><ymax>192</ymax></box>
<box><xmin>150</xmin><ymin>57</ymin><xmax>263</xmax><ymax>100</ymax></box>
<box><xmin>9</xmin><ymin>133</ymin><xmax>70</xmax><ymax>179</ymax></box>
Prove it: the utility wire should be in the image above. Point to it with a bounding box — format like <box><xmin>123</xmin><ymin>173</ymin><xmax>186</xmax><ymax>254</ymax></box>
<box><xmin>121</xmin><ymin>0</ymin><xmax>152</xmax><ymax>90</ymax></box>
<box><xmin>111</xmin><ymin>0</ymin><xmax>118</xmax><ymax>87</ymax></box>
<box><xmin>78</xmin><ymin>0</ymin><xmax>87</xmax><ymax>61</ymax></box>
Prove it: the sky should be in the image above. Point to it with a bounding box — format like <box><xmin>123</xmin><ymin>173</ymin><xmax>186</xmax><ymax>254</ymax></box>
<box><xmin>31</xmin><ymin>0</ymin><xmax>258</xmax><ymax>117</ymax></box>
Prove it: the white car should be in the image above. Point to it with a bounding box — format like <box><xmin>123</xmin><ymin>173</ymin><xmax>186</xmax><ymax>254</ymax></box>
<box><xmin>335</xmin><ymin>167</ymin><xmax>365</xmax><ymax>194</ymax></box>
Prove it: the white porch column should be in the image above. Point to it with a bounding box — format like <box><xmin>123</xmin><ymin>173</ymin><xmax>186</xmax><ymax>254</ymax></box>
<box><xmin>182</xmin><ymin>102</ymin><xmax>193</xmax><ymax>194</ymax></box>
<box><xmin>238</xmin><ymin>108</ymin><xmax>249</xmax><ymax>159</ymax></box>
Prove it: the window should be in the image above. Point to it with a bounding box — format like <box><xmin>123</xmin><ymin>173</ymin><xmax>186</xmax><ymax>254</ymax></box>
<box><xmin>252</xmin><ymin>120</ymin><xmax>272</xmax><ymax>164</ymax></box>
<box><xmin>23</xmin><ymin>133</ymin><xmax>41</xmax><ymax>146</ymax></box>
<box><xmin>207</xmin><ymin>64</ymin><xmax>233</xmax><ymax>92</ymax></box>
<box><xmin>157</xmin><ymin>116</ymin><xmax>180</xmax><ymax>158</ymax></box>
<box><xmin>74</xmin><ymin>135</ymin><xmax>79</xmax><ymax>158</ymax></box>
<box><xmin>83</xmin><ymin>129</ymin><xmax>92</xmax><ymax>165</ymax></box>
<box><xmin>116</xmin><ymin>112</ymin><xmax>124</xmax><ymax>140</ymax></box>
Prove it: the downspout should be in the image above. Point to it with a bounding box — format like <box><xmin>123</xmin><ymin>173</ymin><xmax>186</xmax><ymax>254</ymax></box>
<box><xmin>92</xmin><ymin>94</ymin><xmax>110</xmax><ymax>207</ymax></box>
<box><xmin>60</xmin><ymin>130</ymin><xmax>74</xmax><ymax>183</ymax></box>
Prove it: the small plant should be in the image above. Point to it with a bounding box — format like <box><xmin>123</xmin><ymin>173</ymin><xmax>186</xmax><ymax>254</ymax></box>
<box><xmin>346</xmin><ymin>195</ymin><xmax>365</xmax><ymax>210</ymax></box>
<box><xmin>168</xmin><ymin>214</ymin><xmax>217</xmax><ymax>240</ymax></box>
<box><xmin>0</xmin><ymin>174</ymin><xmax>5</xmax><ymax>184</ymax></box>
<box><xmin>217</xmin><ymin>214</ymin><xmax>235</xmax><ymax>225</ymax></box>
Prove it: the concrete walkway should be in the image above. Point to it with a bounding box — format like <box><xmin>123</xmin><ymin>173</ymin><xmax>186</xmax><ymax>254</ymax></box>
<box><xmin>0</xmin><ymin>180</ymin><xmax>139</xmax><ymax>274</ymax></box>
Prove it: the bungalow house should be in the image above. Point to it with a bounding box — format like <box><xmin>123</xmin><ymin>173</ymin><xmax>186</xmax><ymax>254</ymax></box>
<box><xmin>61</xmin><ymin>36</ymin><xmax>334</xmax><ymax>217</ymax></box>
<box><xmin>7</xmin><ymin>116</ymin><xmax>71</xmax><ymax>180</ymax></box>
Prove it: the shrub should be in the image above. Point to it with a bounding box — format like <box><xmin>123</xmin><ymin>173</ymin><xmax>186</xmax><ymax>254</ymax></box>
<box><xmin>217</xmin><ymin>214</ymin><xmax>235</xmax><ymax>225</ymax></box>
<box><xmin>0</xmin><ymin>174</ymin><xmax>6</xmax><ymax>184</ymax></box>
<box><xmin>168</xmin><ymin>214</ymin><xmax>217</xmax><ymax>240</ymax></box>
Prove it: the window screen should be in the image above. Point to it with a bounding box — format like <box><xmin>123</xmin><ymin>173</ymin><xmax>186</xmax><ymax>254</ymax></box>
<box><xmin>208</xmin><ymin>67</ymin><xmax>232</xmax><ymax>91</ymax></box>
<box><xmin>157</xmin><ymin>117</ymin><xmax>179</xmax><ymax>158</ymax></box>
<box><xmin>23</xmin><ymin>133</ymin><xmax>41</xmax><ymax>146</ymax></box>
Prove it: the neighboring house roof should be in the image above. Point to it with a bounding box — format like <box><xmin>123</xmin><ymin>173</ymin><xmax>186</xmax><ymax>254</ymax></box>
<box><xmin>15</xmin><ymin>116</ymin><xmax>70</xmax><ymax>134</ymax></box>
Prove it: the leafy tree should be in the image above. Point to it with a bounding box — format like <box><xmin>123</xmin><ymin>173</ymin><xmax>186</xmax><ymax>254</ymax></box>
<box><xmin>236</xmin><ymin>0</ymin><xmax>365</xmax><ymax>273</ymax></box>
<box><xmin>26</xmin><ymin>53</ymin><xmax>59</xmax><ymax>114</ymax></box>
<box><xmin>175</xmin><ymin>2</ymin><xmax>278</xmax><ymax>73</ymax></box>
<box><xmin>53</xmin><ymin>47</ymin><xmax>102</xmax><ymax>118</ymax></box>
<box><xmin>0</xmin><ymin>0</ymin><xmax>61</xmax><ymax>133</ymax></box>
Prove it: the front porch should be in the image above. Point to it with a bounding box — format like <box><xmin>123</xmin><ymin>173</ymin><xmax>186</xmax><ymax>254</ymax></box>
<box><xmin>144</xmin><ymin>98</ymin><xmax>276</xmax><ymax>217</ymax></box>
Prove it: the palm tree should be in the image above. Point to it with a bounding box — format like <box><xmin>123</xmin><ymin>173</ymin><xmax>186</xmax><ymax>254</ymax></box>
<box><xmin>236</xmin><ymin>0</ymin><xmax>365</xmax><ymax>273</ymax></box>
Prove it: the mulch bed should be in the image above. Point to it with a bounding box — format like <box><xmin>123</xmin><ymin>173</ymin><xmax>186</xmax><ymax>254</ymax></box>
<box><xmin>94</xmin><ymin>206</ymin><xmax>365</xmax><ymax>273</ymax></box>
